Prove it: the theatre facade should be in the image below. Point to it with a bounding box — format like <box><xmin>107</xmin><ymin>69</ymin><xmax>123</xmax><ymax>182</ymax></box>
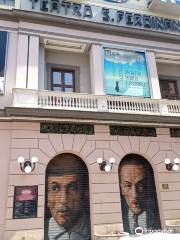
<box><xmin>0</xmin><ymin>0</ymin><xmax>180</xmax><ymax>239</ymax></box>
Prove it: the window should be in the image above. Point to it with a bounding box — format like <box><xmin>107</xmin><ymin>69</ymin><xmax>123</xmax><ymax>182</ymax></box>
<box><xmin>160</xmin><ymin>80</ymin><xmax>179</xmax><ymax>100</ymax></box>
<box><xmin>0</xmin><ymin>0</ymin><xmax>15</xmax><ymax>6</ymax></box>
<box><xmin>51</xmin><ymin>68</ymin><xmax>75</xmax><ymax>93</ymax></box>
<box><xmin>0</xmin><ymin>31</ymin><xmax>8</xmax><ymax>94</ymax></box>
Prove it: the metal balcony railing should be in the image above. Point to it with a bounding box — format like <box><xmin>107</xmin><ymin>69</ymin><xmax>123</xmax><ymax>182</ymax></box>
<box><xmin>12</xmin><ymin>88</ymin><xmax>180</xmax><ymax>117</ymax></box>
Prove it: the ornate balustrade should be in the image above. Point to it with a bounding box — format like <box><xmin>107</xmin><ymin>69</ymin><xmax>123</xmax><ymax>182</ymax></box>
<box><xmin>12</xmin><ymin>88</ymin><xmax>180</xmax><ymax>117</ymax></box>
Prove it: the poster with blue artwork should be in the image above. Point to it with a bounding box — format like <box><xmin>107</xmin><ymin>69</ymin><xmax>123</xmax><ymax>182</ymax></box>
<box><xmin>161</xmin><ymin>0</ymin><xmax>180</xmax><ymax>4</ymax></box>
<box><xmin>104</xmin><ymin>48</ymin><xmax>151</xmax><ymax>97</ymax></box>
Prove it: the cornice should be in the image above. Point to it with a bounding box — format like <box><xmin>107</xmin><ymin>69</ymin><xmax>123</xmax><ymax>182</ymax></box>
<box><xmin>0</xmin><ymin>8</ymin><xmax>180</xmax><ymax>43</ymax></box>
<box><xmin>1</xmin><ymin>107</ymin><xmax>180</xmax><ymax>127</ymax></box>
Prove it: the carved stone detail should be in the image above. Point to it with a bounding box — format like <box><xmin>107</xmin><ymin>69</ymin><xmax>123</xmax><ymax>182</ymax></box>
<box><xmin>110</xmin><ymin>126</ymin><xmax>157</xmax><ymax>137</ymax></box>
<box><xmin>40</xmin><ymin>123</ymin><xmax>94</xmax><ymax>135</ymax></box>
<box><xmin>170</xmin><ymin>128</ymin><xmax>180</xmax><ymax>138</ymax></box>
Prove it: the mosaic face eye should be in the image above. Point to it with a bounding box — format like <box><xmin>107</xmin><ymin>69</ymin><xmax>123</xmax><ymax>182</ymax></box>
<box><xmin>50</xmin><ymin>182</ymin><xmax>60</xmax><ymax>193</ymax></box>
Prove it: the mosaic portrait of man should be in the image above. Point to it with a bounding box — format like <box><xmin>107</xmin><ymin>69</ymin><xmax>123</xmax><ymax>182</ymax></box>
<box><xmin>44</xmin><ymin>154</ymin><xmax>91</xmax><ymax>240</ymax></box>
<box><xmin>119</xmin><ymin>154</ymin><xmax>161</xmax><ymax>235</ymax></box>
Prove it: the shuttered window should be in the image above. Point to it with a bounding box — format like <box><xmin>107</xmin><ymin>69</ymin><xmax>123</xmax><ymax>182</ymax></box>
<box><xmin>44</xmin><ymin>153</ymin><xmax>91</xmax><ymax>240</ymax></box>
<box><xmin>119</xmin><ymin>154</ymin><xmax>161</xmax><ymax>235</ymax></box>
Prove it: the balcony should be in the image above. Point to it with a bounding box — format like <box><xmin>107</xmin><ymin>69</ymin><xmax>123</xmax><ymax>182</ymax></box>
<box><xmin>12</xmin><ymin>88</ymin><xmax>180</xmax><ymax>117</ymax></box>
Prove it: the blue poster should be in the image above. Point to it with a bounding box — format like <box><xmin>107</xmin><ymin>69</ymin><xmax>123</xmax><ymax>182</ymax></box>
<box><xmin>104</xmin><ymin>48</ymin><xmax>151</xmax><ymax>97</ymax></box>
<box><xmin>161</xmin><ymin>0</ymin><xmax>180</xmax><ymax>4</ymax></box>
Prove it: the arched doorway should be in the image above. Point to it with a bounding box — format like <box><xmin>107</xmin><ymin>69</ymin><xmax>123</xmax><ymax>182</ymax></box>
<box><xmin>118</xmin><ymin>154</ymin><xmax>161</xmax><ymax>235</ymax></box>
<box><xmin>44</xmin><ymin>153</ymin><xmax>91</xmax><ymax>240</ymax></box>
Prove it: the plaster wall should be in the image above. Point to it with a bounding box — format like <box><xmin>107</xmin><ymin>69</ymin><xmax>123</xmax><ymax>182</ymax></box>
<box><xmin>18</xmin><ymin>21</ymin><xmax>180</xmax><ymax>53</ymax></box>
<box><xmin>157</xmin><ymin>63</ymin><xmax>180</xmax><ymax>78</ymax></box>
<box><xmin>0</xmin><ymin>123</ymin><xmax>12</xmax><ymax>239</ymax></box>
<box><xmin>0</xmin><ymin>122</ymin><xmax>180</xmax><ymax>239</ymax></box>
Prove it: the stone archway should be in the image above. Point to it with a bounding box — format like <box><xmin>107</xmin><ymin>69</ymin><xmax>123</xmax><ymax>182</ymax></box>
<box><xmin>118</xmin><ymin>154</ymin><xmax>161</xmax><ymax>235</ymax></box>
<box><xmin>44</xmin><ymin>153</ymin><xmax>91</xmax><ymax>240</ymax></box>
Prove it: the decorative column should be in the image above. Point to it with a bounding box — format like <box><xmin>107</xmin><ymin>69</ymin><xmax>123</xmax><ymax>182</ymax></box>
<box><xmin>146</xmin><ymin>51</ymin><xmax>161</xmax><ymax>99</ymax></box>
<box><xmin>90</xmin><ymin>44</ymin><xmax>104</xmax><ymax>95</ymax></box>
<box><xmin>15</xmin><ymin>34</ymin><xmax>29</xmax><ymax>88</ymax></box>
<box><xmin>27</xmin><ymin>35</ymin><xmax>39</xmax><ymax>89</ymax></box>
<box><xmin>39</xmin><ymin>44</ymin><xmax>45</xmax><ymax>90</ymax></box>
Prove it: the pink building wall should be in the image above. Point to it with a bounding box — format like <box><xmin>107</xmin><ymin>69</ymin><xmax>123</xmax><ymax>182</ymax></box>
<box><xmin>0</xmin><ymin>122</ymin><xmax>180</xmax><ymax>239</ymax></box>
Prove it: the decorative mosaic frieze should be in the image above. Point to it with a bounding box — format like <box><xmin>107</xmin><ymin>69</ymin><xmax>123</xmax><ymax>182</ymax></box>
<box><xmin>40</xmin><ymin>123</ymin><xmax>94</xmax><ymax>135</ymax></box>
<box><xmin>170</xmin><ymin>128</ymin><xmax>180</xmax><ymax>138</ymax></box>
<box><xmin>110</xmin><ymin>126</ymin><xmax>157</xmax><ymax>137</ymax></box>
